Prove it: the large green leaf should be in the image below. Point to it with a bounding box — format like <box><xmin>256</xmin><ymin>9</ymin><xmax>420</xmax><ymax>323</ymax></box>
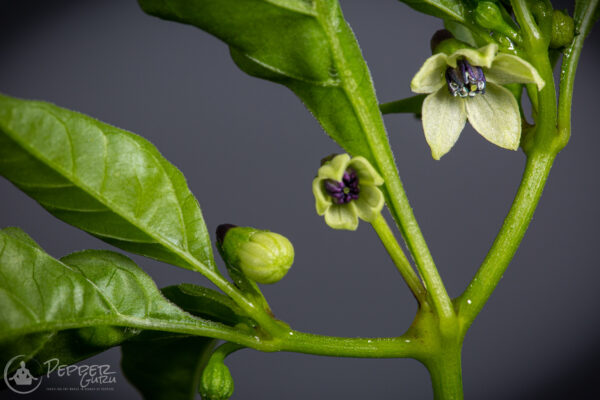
<box><xmin>137</xmin><ymin>0</ymin><xmax>441</xmax><ymax>284</ymax></box>
<box><xmin>0</xmin><ymin>93</ymin><xmax>215</xmax><ymax>274</ymax></box>
<box><xmin>122</xmin><ymin>333</ymin><xmax>216</xmax><ymax>400</ymax></box>
<box><xmin>399</xmin><ymin>0</ymin><xmax>466</xmax><ymax>22</ymax></box>
<box><xmin>138</xmin><ymin>0</ymin><xmax>385</xmax><ymax>164</ymax></box>
<box><xmin>0</xmin><ymin>228</ymin><xmax>233</xmax><ymax>368</ymax></box>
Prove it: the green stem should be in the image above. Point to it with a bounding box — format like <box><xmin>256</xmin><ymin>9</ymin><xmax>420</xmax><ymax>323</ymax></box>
<box><xmin>379</xmin><ymin>95</ymin><xmax>426</xmax><ymax>115</ymax></box>
<box><xmin>316</xmin><ymin>0</ymin><xmax>454</xmax><ymax>325</ymax></box>
<box><xmin>511</xmin><ymin>0</ymin><xmax>543</xmax><ymax>47</ymax></box>
<box><xmin>455</xmin><ymin>150</ymin><xmax>554</xmax><ymax>332</ymax></box>
<box><xmin>177</xmin><ymin>250</ymin><xmax>288</xmax><ymax>337</ymax></box>
<box><xmin>210</xmin><ymin>342</ymin><xmax>245</xmax><ymax>361</ymax></box>
<box><xmin>557</xmin><ymin>0</ymin><xmax>599</xmax><ymax>148</ymax></box>
<box><xmin>279</xmin><ymin>330</ymin><xmax>419</xmax><ymax>358</ymax></box>
<box><xmin>458</xmin><ymin>0</ymin><xmax>559</xmax><ymax>331</ymax></box>
<box><xmin>371</xmin><ymin>213</ymin><xmax>427</xmax><ymax>303</ymax></box>
<box><xmin>424</xmin><ymin>345</ymin><xmax>463</xmax><ymax>400</ymax></box>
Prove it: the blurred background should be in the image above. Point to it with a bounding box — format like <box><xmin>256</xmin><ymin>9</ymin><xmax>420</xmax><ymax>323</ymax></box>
<box><xmin>0</xmin><ymin>0</ymin><xmax>599</xmax><ymax>398</ymax></box>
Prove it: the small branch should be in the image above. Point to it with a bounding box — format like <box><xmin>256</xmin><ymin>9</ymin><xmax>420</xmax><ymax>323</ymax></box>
<box><xmin>315</xmin><ymin>1</ymin><xmax>455</xmax><ymax>325</ymax></box>
<box><xmin>557</xmin><ymin>0</ymin><xmax>599</xmax><ymax>147</ymax></box>
<box><xmin>177</xmin><ymin>250</ymin><xmax>289</xmax><ymax>338</ymax></box>
<box><xmin>279</xmin><ymin>331</ymin><xmax>420</xmax><ymax>358</ymax></box>
<box><xmin>379</xmin><ymin>95</ymin><xmax>426</xmax><ymax>115</ymax></box>
<box><xmin>455</xmin><ymin>151</ymin><xmax>555</xmax><ymax>333</ymax></box>
<box><xmin>511</xmin><ymin>0</ymin><xmax>543</xmax><ymax>48</ymax></box>
<box><xmin>209</xmin><ymin>341</ymin><xmax>245</xmax><ymax>361</ymax></box>
<box><xmin>371</xmin><ymin>213</ymin><xmax>427</xmax><ymax>304</ymax></box>
<box><xmin>458</xmin><ymin>0</ymin><xmax>561</xmax><ymax>332</ymax></box>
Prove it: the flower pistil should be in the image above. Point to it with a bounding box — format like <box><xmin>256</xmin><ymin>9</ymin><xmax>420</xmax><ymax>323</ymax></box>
<box><xmin>324</xmin><ymin>169</ymin><xmax>360</xmax><ymax>205</ymax></box>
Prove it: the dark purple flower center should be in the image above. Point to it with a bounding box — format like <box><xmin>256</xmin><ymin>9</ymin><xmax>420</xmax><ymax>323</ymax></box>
<box><xmin>445</xmin><ymin>58</ymin><xmax>486</xmax><ymax>98</ymax></box>
<box><xmin>324</xmin><ymin>169</ymin><xmax>360</xmax><ymax>205</ymax></box>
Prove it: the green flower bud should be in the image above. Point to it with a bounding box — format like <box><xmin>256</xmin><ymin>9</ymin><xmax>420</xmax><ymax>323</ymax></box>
<box><xmin>550</xmin><ymin>10</ymin><xmax>575</xmax><ymax>48</ymax></box>
<box><xmin>430</xmin><ymin>29</ymin><xmax>454</xmax><ymax>53</ymax></box>
<box><xmin>217</xmin><ymin>225</ymin><xmax>294</xmax><ymax>284</ymax></box>
<box><xmin>474</xmin><ymin>2</ymin><xmax>520</xmax><ymax>40</ymax></box>
<box><xmin>432</xmin><ymin>38</ymin><xmax>473</xmax><ymax>56</ymax></box>
<box><xmin>199</xmin><ymin>358</ymin><xmax>234</xmax><ymax>400</ymax></box>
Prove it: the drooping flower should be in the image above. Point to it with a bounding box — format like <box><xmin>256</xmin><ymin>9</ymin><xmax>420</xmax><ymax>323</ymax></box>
<box><xmin>312</xmin><ymin>154</ymin><xmax>384</xmax><ymax>230</ymax></box>
<box><xmin>411</xmin><ymin>43</ymin><xmax>545</xmax><ymax>159</ymax></box>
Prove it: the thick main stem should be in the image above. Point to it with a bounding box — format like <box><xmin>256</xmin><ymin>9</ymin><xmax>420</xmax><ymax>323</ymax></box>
<box><xmin>425</xmin><ymin>346</ymin><xmax>464</xmax><ymax>400</ymax></box>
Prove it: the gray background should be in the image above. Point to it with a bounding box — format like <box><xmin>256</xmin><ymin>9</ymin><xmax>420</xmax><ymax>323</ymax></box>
<box><xmin>1</xmin><ymin>0</ymin><xmax>599</xmax><ymax>398</ymax></box>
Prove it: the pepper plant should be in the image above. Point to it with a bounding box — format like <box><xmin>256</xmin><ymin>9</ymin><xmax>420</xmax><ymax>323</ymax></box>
<box><xmin>0</xmin><ymin>0</ymin><xmax>597</xmax><ymax>399</ymax></box>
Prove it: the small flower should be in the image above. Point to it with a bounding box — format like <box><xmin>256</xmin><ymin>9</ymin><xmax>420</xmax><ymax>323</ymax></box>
<box><xmin>312</xmin><ymin>154</ymin><xmax>384</xmax><ymax>230</ymax></box>
<box><xmin>411</xmin><ymin>43</ymin><xmax>545</xmax><ymax>159</ymax></box>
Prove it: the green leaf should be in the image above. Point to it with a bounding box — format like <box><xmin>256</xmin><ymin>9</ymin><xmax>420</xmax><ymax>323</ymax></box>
<box><xmin>138</xmin><ymin>0</ymin><xmax>384</xmax><ymax>165</ymax></box>
<box><xmin>122</xmin><ymin>333</ymin><xmax>216</xmax><ymax>400</ymax></box>
<box><xmin>162</xmin><ymin>284</ymin><xmax>254</xmax><ymax>327</ymax></box>
<box><xmin>398</xmin><ymin>0</ymin><xmax>466</xmax><ymax>22</ymax></box>
<box><xmin>0</xmin><ymin>228</ymin><xmax>233</xmax><ymax>368</ymax></box>
<box><xmin>0</xmin><ymin>93</ymin><xmax>216</xmax><ymax>275</ymax></box>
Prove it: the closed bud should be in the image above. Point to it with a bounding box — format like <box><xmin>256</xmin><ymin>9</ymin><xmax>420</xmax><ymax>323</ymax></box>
<box><xmin>199</xmin><ymin>358</ymin><xmax>234</xmax><ymax>400</ymax></box>
<box><xmin>475</xmin><ymin>2</ymin><xmax>504</xmax><ymax>29</ymax></box>
<box><xmin>430</xmin><ymin>29</ymin><xmax>454</xmax><ymax>53</ymax></box>
<box><xmin>217</xmin><ymin>225</ymin><xmax>294</xmax><ymax>284</ymax></box>
<box><xmin>550</xmin><ymin>10</ymin><xmax>575</xmax><ymax>48</ymax></box>
<box><xmin>474</xmin><ymin>2</ymin><xmax>519</xmax><ymax>39</ymax></box>
<box><xmin>432</xmin><ymin>38</ymin><xmax>471</xmax><ymax>56</ymax></box>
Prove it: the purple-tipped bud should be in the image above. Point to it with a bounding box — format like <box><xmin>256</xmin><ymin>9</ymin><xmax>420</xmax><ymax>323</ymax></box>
<box><xmin>320</xmin><ymin>153</ymin><xmax>339</xmax><ymax>166</ymax></box>
<box><xmin>216</xmin><ymin>224</ymin><xmax>237</xmax><ymax>245</ymax></box>
<box><xmin>430</xmin><ymin>29</ymin><xmax>454</xmax><ymax>53</ymax></box>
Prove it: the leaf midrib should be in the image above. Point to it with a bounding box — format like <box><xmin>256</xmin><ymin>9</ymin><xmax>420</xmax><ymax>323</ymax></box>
<box><xmin>1</xmin><ymin>107</ymin><xmax>207</xmax><ymax>273</ymax></box>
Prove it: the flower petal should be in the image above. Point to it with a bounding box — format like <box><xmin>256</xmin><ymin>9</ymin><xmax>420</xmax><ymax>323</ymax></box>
<box><xmin>354</xmin><ymin>185</ymin><xmax>384</xmax><ymax>222</ymax></box>
<box><xmin>485</xmin><ymin>53</ymin><xmax>545</xmax><ymax>90</ymax></box>
<box><xmin>324</xmin><ymin>203</ymin><xmax>359</xmax><ymax>231</ymax></box>
<box><xmin>312</xmin><ymin>177</ymin><xmax>332</xmax><ymax>215</ymax></box>
<box><xmin>422</xmin><ymin>88</ymin><xmax>467</xmax><ymax>160</ymax></box>
<box><xmin>348</xmin><ymin>156</ymin><xmax>383</xmax><ymax>186</ymax></box>
<box><xmin>465</xmin><ymin>83</ymin><xmax>521</xmax><ymax>150</ymax></box>
<box><xmin>410</xmin><ymin>53</ymin><xmax>448</xmax><ymax>94</ymax></box>
<box><xmin>317</xmin><ymin>153</ymin><xmax>350</xmax><ymax>181</ymax></box>
<box><xmin>447</xmin><ymin>43</ymin><xmax>498</xmax><ymax>69</ymax></box>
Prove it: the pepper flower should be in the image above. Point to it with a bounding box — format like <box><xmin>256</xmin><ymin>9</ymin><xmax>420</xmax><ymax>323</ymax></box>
<box><xmin>312</xmin><ymin>154</ymin><xmax>384</xmax><ymax>230</ymax></box>
<box><xmin>411</xmin><ymin>43</ymin><xmax>545</xmax><ymax>159</ymax></box>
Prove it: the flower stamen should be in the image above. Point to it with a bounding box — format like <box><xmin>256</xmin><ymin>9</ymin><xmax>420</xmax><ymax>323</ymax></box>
<box><xmin>445</xmin><ymin>58</ymin><xmax>486</xmax><ymax>98</ymax></box>
<box><xmin>324</xmin><ymin>169</ymin><xmax>360</xmax><ymax>204</ymax></box>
